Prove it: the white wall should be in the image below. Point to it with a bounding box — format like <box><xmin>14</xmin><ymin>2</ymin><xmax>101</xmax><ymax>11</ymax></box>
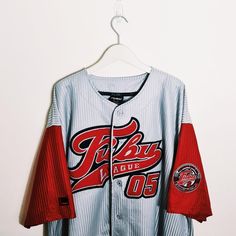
<box><xmin>1</xmin><ymin>0</ymin><xmax>235</xmax><ymax>235</ymax></box>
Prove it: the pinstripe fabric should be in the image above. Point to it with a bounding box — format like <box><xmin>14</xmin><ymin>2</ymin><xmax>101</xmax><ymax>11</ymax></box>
<box><xmin>23</xmin><ymin>66</ymin><xmax>212</xmax><ymax>235</ymax></box>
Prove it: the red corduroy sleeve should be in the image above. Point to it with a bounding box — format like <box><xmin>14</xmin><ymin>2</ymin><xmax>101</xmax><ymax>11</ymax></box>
<box><xmin>167</xmin><ymin>85</ymin><xmax>213</xmax><ymax>222</ymax></box>
<box><xmin>22</xmin><ymin>84</ymin><xmax>76</xmax><ymax>228</ymax></box>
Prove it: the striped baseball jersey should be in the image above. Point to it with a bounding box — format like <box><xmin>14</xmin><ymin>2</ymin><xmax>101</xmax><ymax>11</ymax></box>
<box><xmin>21</xmin><ymin>66</ymin><xmax>212</xmax><ymax>235</ymax></box>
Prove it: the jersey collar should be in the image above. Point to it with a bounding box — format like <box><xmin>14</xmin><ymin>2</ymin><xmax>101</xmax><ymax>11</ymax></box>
<box><xmin>81</xmin><ymin>66</ymin><xmax>158</xmax><ymax>111</ymax></box>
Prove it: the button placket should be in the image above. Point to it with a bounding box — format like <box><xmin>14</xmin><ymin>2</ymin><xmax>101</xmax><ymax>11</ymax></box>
<box><xmin>110</xmin><ymin>109</ymin><xmax>115</xmax><ymax>236</ymax></box>
<box><xmin>111</xmin><ymin>106</ymin><xmax>126</xmax><ymax>236</ymax></box>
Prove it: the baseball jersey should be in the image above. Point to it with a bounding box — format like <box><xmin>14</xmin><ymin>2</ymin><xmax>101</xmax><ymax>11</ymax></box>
<box><xmin>21</xmin><ymin>66</ymin><xmax>212</xmax><ymax>236</ymax></box>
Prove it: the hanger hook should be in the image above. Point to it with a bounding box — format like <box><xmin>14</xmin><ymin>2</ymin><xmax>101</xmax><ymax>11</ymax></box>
<box><xmin>110</xmin><ymin>15</ymin><xmax>128</xmax><ymax>44</ymax></box>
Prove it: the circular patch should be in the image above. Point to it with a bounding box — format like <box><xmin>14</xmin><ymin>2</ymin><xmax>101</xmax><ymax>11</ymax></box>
<box><xmin>173</xmin><ymin>164</ymin><xmax>201</xmax><ymax>192</ymax></box>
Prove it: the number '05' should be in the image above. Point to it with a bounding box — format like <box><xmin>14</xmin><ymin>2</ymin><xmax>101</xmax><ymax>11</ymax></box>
<box><xmin>124</xmin><ymin>172</ymin><xmax>161</xmax><ymax>198</ymax></box>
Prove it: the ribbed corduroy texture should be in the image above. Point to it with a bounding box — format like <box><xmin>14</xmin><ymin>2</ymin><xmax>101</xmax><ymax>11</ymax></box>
<box><xmin>22</xmin><ymin>66</ymin><xmax>212</xmax><ymax>235</ymax></box>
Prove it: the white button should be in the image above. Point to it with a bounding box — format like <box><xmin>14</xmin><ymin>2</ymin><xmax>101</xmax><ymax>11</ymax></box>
<box><xmin>117</xmin><ymin>179</ymin><xmax>122</xmax><ymax>187</ymax></box>
<box><xmin>116</xmin><ymin>109</ymin><xmax>124</xmax><ymax>116</ymax></box>
<box><xmin>116</xmin><ymin>214</ymin><xmax>122</xmax><ymax>220</ymax></box>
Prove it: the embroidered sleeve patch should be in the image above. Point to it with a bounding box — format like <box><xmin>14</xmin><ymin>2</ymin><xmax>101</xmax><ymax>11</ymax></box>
<box><xmin>173</xmin><ymin>163</ymin><xmax>201</xmax><ymax>192</ymax></box>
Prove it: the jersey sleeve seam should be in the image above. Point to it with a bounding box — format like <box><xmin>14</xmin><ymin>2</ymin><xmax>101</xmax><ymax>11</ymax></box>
<box><xmin>53</xmin><ymin>83</ymin><xmax>64</xmax><ymax>126</ymax></box>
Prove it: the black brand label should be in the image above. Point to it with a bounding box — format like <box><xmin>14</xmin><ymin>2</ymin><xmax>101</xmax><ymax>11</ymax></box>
<box><xmin>108</xmin><ymin>94</ymin><xmax>124</xmax><ymax>105</ymax></box>
<box><xmin>58</xmin><ymin>196</ymin><xmax>69</xmax><ymax>205</ymax></box>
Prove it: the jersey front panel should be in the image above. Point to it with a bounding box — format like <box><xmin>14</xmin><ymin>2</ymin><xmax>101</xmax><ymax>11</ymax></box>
<box><xmin>21</xmin><ymin>66</ymin><xmax>212</xmax><ymax>235</ymax></box>
<box><xmin>47</xmin><ymin>68</ymin><xmax>192</xmax><ymax>236</ymax></box>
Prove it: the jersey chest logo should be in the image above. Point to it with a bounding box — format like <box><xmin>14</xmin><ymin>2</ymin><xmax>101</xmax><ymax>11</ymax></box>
<box><xmin>69</xmin><ymin>117</ymin><xmax>162</xmax><ymax>198</ymax></box>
